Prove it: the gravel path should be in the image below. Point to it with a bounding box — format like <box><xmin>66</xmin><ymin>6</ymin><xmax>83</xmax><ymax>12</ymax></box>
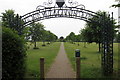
<box><xmin>46</xmin><ymin>42</ymin><xmax>75</xmax><ymax>78</ymax></box>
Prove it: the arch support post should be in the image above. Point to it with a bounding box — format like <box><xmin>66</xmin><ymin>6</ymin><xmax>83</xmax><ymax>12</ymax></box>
<box><xmin>101</xmin><ymin>12</ymin><xmax>113</xmax><ymax>76</ymax></box>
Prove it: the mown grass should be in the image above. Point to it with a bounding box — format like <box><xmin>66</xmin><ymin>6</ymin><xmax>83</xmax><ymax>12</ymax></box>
<box><xmin>25</xmin><ymin>42</ymin><xmax>60</xmax><ymax>78</ymax></box>
<box><xmin>64</xmin><ymin>42</ymin><xmax>118</xmax><ymax>78</ymax></box>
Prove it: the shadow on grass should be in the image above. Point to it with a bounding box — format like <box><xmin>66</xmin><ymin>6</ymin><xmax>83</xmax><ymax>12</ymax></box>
<box><xmin>33</xmin><ymin>47</ymin><xmax>39</xmax><ymax>49</ymax></box>
<box><xmin>80</xmin><ymin>57</ymin><xmax>87</xmax><ymax>60</ymax></box>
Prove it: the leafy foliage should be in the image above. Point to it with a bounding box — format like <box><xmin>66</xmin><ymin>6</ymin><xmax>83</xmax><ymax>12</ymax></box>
<box><xmin>80</xmin><ymin>27</ymin><xmax>93</xmax><ymax>43</ymax></box>
<box><xmin>42</xmin><ymin>30</ymin><xmax>58</xmax><ymax>42</ymax></box>
<box><xmin>65</xmin><ymin>32</ymin><xmax>82</xmax><ymax>43</ymax></box>
<box><xmin>27</xmin><ymin>22</ymin><xmax>58</xmax><ymax>48</ymax></box>
<box><xmin>80</xmin><ymin>11</ymin><xmax>117</xmax><ymax>52</ymax></box>
<box><xmin>2</xmin><ymin>27</ymin><xmax>26</xmax><ymax>79</ymax></box>
<box><xmin>59</xmin><ymin>36</ymin><xmax>64</xmax><ymax>42</ymax></box>
<box><xmin>75</xmin><ymin>34</ymin><xmax>81</xmax><ymax>42</ymax></box>
<box><xmin>66</xmin><ymin>32</ymin><xmax>76</xmax><ymax>42</ymax></box>
<box><xmin>81</xmin><ymin>11</ymin><xmax>117</xmax><ymax>43</ymax></box>
<box><xmin>2</xmin><ymin>10</ymin><xmax>24</xmax><ymax>35</ymax></box>
<box><xmin>30</xmin><ymin>23</ymin><xmax>44</xmax><ymax>41</ymax></box>
<box><xmin>29</xmin><ymin>22</ymin><xmax>44</xmax><ymax>48</ymax></box>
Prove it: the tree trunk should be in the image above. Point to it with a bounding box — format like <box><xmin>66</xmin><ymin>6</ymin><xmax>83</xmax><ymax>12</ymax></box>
<box><xmin>98</xmin><ymin>42</ymin><xmax>101</xmax><ymax>52</ymax></box>
<box><xmin>34</xmin><ymin>41</ymin><xmax>37</xmax><ymax>48</ymax></box>
<box><xmin>43</xmin><ymin>41</ymin><xmax>45</xmax><ymax>45</ymax></box>
<box><xmin>84</xmin><ymin>42</ymin><xmax>86</xmax><ymax>48</ymax></box>
<box><xmin>78</xmin><ymin>42</ymin><xmax>79</xmax><ymax>46</ymax></box>
<box><xmin>42</xmin><ymin>41</ymin><xmax>46</xmax><ymax>46</ymax></box>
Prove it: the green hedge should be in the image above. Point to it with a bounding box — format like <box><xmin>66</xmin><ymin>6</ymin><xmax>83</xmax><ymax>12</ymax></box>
<box><xmin>2</xmin><ymin>27</ymin><xmax>26</xmax><ymax>79</ymax></box>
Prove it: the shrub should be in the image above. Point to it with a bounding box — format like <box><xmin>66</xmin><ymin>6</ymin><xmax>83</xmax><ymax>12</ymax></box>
<box><xmin>2</xmin><ymin>27</ymin><xmax>26</xmax><ymax>79</ymax></box>
<box><xmin>42</xmin><ymin>44</ymin><xmax>46</xmax><ymax>46</ymax></box>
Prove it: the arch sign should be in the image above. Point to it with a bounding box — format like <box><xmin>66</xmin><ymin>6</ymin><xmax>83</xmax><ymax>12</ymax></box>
<box><xmin>21</xmin><ymin>0</ymin><xmax>98</xmax><ymax>26</ymax></box>
<box><xmin>21</xmin><ymin>0</ymin><xmax>114</xmax><ymax>76</ymax></box>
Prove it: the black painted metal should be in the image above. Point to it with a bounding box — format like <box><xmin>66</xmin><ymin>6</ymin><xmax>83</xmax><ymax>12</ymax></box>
<box><xmin>101</xmin><ymin>12</ymin><xmax>113</xmax><ymax>76</ymax></box>
<box><xmin>21</xmin><ymin>7</ymin><xmax>98</xmax><ymax>27</ymax></box>
<box><xmin>21</xmin><ymin>1</ymin><xmax>114</xmax><ymax>76</ymax></box>
<box><xmin>56</xmin><ymin>0</ymin><xmax>65</xmax><ymax>7</ymax></box>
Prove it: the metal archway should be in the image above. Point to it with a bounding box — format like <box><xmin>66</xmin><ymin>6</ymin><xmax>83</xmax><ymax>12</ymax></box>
<box><xmin>21</xmin><ymin>0</ymin><xmax>114</xmax><ymax>76</ymax></box>
<box><xmin>21</xmin><ymin>7</ymin><xmax>98</xmax><ymax>27</ymax></box>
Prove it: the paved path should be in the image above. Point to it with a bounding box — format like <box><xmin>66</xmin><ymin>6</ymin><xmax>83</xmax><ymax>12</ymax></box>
<box><xmin>46</xmin><ymin>42</ymin><xmax>75</xmax><ymax>78</ymax></box>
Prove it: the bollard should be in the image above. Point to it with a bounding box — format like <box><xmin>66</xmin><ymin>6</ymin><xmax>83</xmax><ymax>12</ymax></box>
<box><xmin>40</xmin><ymin>58</ymin><xmax>44</xmax><ymax>80</ymax></box>
<box><xmin>118</xmin><ymin>43</ymin><xmax>120</xmax><ymax>78</ymax></box>
<box><xmin>75</xmin><ymin>49</ymin><xmax>80</xmax><ymax>57</ymax></box>
<box><xmin>75</xmin><ymin>49</ymin><xmax>80</xmax><ymax>78</ymax></box>
<box><xmin>76</xmin><ymin>57</ymin><xmax>80</xmax><ymax>78</ymax></box>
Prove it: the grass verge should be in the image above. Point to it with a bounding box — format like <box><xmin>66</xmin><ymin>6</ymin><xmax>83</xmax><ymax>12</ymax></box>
<box><xmin>25</xmin><ymin>42</ymin><xmax>60</xmax><ymax>78</ymax></box>
<box><xmin>64</xmin><ymin>42</ymin><xmax>118</xmax><ymax>78</ymax></box>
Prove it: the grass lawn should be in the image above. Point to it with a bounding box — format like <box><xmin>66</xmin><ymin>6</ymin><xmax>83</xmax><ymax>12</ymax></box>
<box><xmin>25</xmin><ymin>42</ymin><xmax>60</xmax><ymax>78</ymax></box>
<box><xmin>64</xmin><ymin>42</ymin><xmax>118</xmax><ymax>78</ymax></box>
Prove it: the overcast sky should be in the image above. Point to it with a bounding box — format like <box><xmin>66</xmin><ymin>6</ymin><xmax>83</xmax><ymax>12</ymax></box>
<box><xmin>0</xmin><ymin>0</ymin><xmax>118</xmax><ymax>38</ymax></box>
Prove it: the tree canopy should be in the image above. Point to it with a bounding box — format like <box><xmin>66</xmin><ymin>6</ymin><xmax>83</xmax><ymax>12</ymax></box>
<box><xmin>66</xmin><ymin>32</ymin><xmax>76</xmax><ymax>42</ymax></box>
<box><xmin>80</xmin><ymin>11</ymin><xmax>117</xmax><ymax>44</ymax></box>
<box><xmin>26</xmin><ymin>22</ymin><xmax>58</xmax><ymax>48</ymax></box>
<box><xmin>2</xmin><ymin>9</ymin><xmax>24</xmax><ymax>35</ymax></box>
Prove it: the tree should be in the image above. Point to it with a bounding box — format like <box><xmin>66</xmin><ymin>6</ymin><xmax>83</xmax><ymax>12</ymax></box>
<box><xmin>75</xmin><ymin>34</ymin><xmax>81</xmax><ymax>46</ymax></box>
<box><xmin>41</xmin><ymin>30</ymin><xmax>58</xmax><ymax>45</ymax></box>
<box><xmin>69</xmin><ymin>32</ymin><xmax>76</xmax><ymax>42</ymax></box>
<box><xmin>54</xmin><ymin>34</ymin><xmax>58</xmax><ymax>41</ymax></box>
<box><xmin>80</xmin><ymin>28</ymin><xmax>89</xmax><ymax>48</ymax></box>
<box><xmin>81</xmin><ymin>26</ymin><xmax>93</xmax><ymax>42</ymax></box>
<box><xmin>29</xmin><ymin>22</ymin><xmax>44</xmax><ymax>49</ymax></box>
<box><xmin>2</xmin><ymin>10</ymin><xmax>24</xmax><ymax>35</ymax></box>
<box><xmin>59</xmin><ymin>36</ymin><xmax>64</xmax><ymax>42</ymax></box>
<box><xmin>40</xmin><ymin>30</ymin><xmax>48</xmax><ymax>46</ymax></box>
<box><xmin>81</xmin><ymin>11</ymin><xmax>117</xmax><ymax>52</ymax></box>
<box><xmin>27</xmin><ymin>22</ymin><xmax>58</xmax><ymax>47</ymax></box>
<box><xmin>2</xmin><ymin>27</ymin><xmax>26</xmax><ymax>79</ymax></box>
<box><xmin>23</xmin><ymin>27</ymin><xmax>31</xmax><ymax>41</ymax></box>
<box><xmin>66</xmin><ymin>32</ymin><xmax>76</xmax><ymax>43</ymax></box>
<box><xmin>47</xmin><ymin>31</ymin><xmax>58</xmax><ymax>42</ymax></box>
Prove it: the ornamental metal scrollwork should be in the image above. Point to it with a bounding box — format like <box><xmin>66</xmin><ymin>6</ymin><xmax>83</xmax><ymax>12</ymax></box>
<box><xmin>36</xmin><ymin>0</ymin><xmax>85</xmax><ymax>10</ymax></box>
<box><xmin>22</xmin><ymin>0</ymin><xmax>96</xmax><ymax>27</ymax></box>
<box><xmin>43</xmin><ymin>0</ymin><xmax>53</xmax><ymax>7</ymax></box>
<box><xmin>68</xmin><ymin>0</ymin><xmax>79</xmax><ymax>7</ymax></box>
<box><xmin>68</xmin><ymin>0</ymin><xmax>85</xmax><ymax>9</ymax></box>
<box><xmin>36</xmin><ymin>0</ymin><xmax>53</xmax><ymax>10</ymax></box>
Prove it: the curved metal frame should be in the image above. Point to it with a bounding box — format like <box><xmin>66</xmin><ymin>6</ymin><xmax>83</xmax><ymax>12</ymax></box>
<box><xmin>21</xmin><ymin>7</ymin><xmax>98</xmax><ymax>27</ymax></box>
